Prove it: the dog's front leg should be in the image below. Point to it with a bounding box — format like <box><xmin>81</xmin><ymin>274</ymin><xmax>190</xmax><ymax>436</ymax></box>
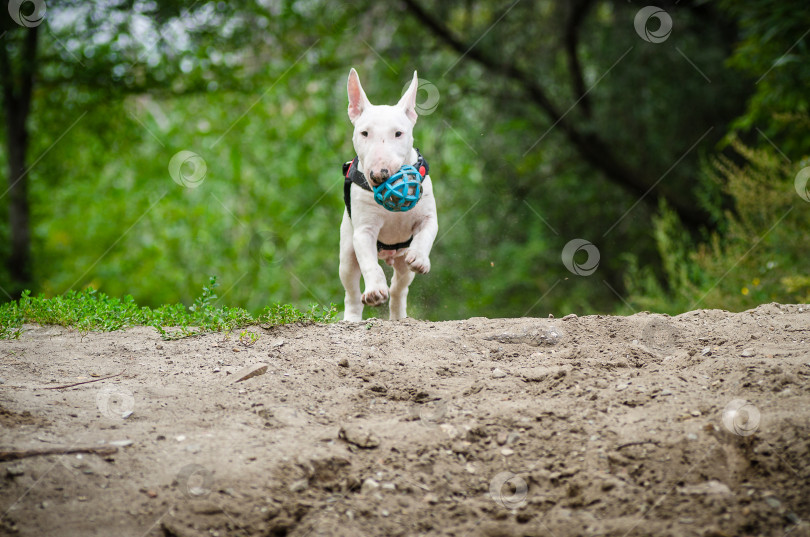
<box><xmin>405</xmin><ymin>203</ymin><xmax>438</xmax><ymax>274</ymax></box>
<box><xmin>405</xmin><ymin>219</ymin><xmax>437</xmax><ymax>273</ymax></box>
<box><xmin>339</xmin><ymin>213</ymin><xmax>363</xmax><ymax>321</ymax></box>
<box><xmin>353</xmin><ymin>228</ymin><xmax>389</xmax><ymax>306</ymax></box>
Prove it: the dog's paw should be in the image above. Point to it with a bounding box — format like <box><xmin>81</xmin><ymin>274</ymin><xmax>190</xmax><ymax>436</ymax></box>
<box><xmin>405</xmin><ymin>250</ymin><xmax>431</xmax><ymax>274</ymax></box>
<box><xmin>362</xmin><ymin>287</ymin><xmax>389</xmax><ymax>306</ymax></box>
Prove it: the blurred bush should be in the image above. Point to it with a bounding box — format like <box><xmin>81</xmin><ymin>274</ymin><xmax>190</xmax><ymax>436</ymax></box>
<box><xmin>625</xmin><ymin>141</ymin><xmax>810</xmax><ymax>312</ymax></box>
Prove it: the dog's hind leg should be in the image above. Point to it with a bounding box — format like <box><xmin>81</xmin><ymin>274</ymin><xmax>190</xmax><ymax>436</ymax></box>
<box><xmin>389</xmin><ymin>255</ymin><xmax>416</xmax><ymax>320</ymax></box>
<box><xmin>339</xmin><ymin>214</ymin><xmax>363</xmax><ymax>321</ymax></box>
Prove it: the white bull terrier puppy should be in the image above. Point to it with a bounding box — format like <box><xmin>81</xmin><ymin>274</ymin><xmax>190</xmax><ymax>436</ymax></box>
<box><xmin>339</xmin><ymin>68</ymin><xmax>439</xmax><ymax>321</ymax></box>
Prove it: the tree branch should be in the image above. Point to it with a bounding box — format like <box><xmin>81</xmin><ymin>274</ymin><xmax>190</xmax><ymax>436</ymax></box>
<box><xmin>402</xmin><ymin>0</ymin><xmax>563</xmax><ymax>126</ymax></box>
<box><xmin>563</xmin><ymin>0</ymin><xmax>594</xmax><ymax>118</ymax></box>
<box><xmin>400</xmin><ymin>0</ymin><xmax>711</xmax><ymax>230</ymax></box>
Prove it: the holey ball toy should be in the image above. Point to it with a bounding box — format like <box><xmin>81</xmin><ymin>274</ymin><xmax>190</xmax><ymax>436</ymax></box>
<box><xmin>373</xmin><ymin>165</ymin><xmax>424</xmax><ymax>212</ymax></box>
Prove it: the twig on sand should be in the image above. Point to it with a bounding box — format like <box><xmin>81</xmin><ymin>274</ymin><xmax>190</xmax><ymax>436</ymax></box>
<box><xmin>43</xmin><ymin>370</ymin><xmax>126</xmax><ymax>390</ymax></box>
<box><xmin>0</xmin><ymin>445</ymin><xmax>118</xmax><ymax>462</ymax></box>
<box><xmin>616</xmin><ymin>440</ymin><xmax>661</xmax><ymax>451</ymax></box>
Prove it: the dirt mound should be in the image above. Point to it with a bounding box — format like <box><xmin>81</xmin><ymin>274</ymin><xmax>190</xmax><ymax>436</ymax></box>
<box><xmin>1</xmin><ymin>305</ymin><xmax>809</xmax><ymax>536</ymax></box>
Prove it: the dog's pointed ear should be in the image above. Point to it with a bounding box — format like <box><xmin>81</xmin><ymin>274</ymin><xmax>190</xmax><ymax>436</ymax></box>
<box><xmin>398</xmin><ymin>71</ymin><xmax>419</xmax><ymax>124</ymax></box>
<box><xmin>347</xmin><ymin>68</ymin><xmax>370</xmax><ymax>124</ymax></box>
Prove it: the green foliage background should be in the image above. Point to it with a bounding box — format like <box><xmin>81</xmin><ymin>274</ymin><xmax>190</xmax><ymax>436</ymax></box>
<box><xmin>1</xmin><ymin>0</ymin><xmax>808</xmax><ymax>320</ymax></box>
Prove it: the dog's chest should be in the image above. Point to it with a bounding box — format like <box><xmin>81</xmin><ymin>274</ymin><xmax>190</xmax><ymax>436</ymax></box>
<box><xmin>350</xmin><ymin>178</ymin><xmax>434</xmax><ymax>243</ymax></box>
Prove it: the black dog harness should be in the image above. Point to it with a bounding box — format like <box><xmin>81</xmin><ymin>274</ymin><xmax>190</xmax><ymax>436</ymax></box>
<box><xmin>342</xmin><ymin>150</ymin><xmax>429</xmax><ymax>252</ymax></box>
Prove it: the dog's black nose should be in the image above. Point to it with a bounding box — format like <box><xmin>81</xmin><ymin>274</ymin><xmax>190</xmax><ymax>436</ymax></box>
<box><xmin>370</xmin><ymin>169</ymin><xmax>390</xmax><ymax>184</ymax></box>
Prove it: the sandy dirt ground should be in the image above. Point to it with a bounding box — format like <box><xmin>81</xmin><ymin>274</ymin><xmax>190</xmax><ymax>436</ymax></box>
<box><xmin>1</xmin><ymin>303</ymin><xmax>809</xmax><ymax>537</ymax></box>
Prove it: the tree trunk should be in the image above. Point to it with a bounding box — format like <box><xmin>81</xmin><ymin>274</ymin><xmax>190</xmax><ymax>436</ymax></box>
<box><xmin>6</xmin><ymin>110</ymin><xmax>31</xmax><ymax>293</ymax></box>
<box><xmin>0</xmin><ymin>26</ymin><xmax>38</xmax><ymax>296</ymax></box>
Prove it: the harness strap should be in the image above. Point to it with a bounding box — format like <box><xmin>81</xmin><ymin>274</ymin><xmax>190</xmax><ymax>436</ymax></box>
<box><xmin>342</xmin><ymin>151</ymin><xmax>429</xmax><ymax>251</ymax></box>
<box><xmin>342</xmin><ymin>157</ymin><xmax>359</xmax><ymax>219</ymax></box>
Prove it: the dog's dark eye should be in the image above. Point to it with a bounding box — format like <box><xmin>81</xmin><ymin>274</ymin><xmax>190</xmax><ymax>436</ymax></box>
<box><xmin>395</xmin><ymin>131</ymin><xmax>402</xmax><ymax>138</ymax></box>
<box><xmin>361</xmin><ymin>131</ymin><xmax>368</xmax><ymax>137</ymax></box>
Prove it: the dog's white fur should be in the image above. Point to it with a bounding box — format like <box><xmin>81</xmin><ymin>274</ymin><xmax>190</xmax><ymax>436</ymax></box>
<box><xmin>339</xmin><ymin>68</ymin><xmax>438</xmax><ymax>321</ymax></box>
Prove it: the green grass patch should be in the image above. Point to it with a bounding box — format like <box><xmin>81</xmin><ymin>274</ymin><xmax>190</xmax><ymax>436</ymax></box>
<box><xmin>0</xmin><ymin>277</ymin><xmax>338</xmax><ymax>340</ymax></box>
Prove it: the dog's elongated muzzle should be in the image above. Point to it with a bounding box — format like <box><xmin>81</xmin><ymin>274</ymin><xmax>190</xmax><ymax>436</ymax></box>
<box><xmin>373</xmin><ymin>165</ymin><xmax>423</xmax><ymax>212</ymax></box>
<box><xmin>343</xmin><ymin>148</ymin><xmax>429</xmax><ymax>214</ymax></box>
